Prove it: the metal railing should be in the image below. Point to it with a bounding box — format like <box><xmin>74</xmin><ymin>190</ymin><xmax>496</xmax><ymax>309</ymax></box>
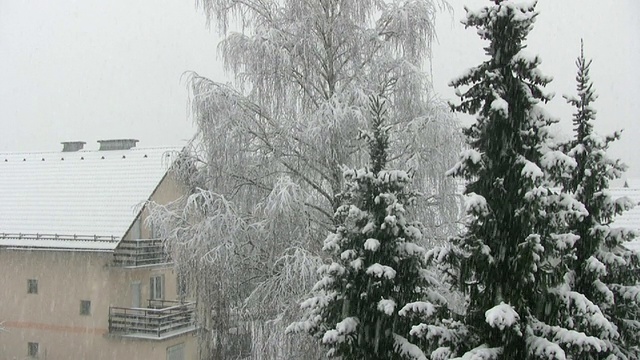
<box><xmin>112</xmin><ymin>238</ymin><xmax>169</xmax><ymax>267</ymax></box>
<box><xmin>108</xmin><ymin>300</ymin><xmax>196</xmax><ymax>338</ymax></box>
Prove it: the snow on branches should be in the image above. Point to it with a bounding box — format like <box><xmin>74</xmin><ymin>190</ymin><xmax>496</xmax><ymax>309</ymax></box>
<box><xmin>288</xmin><ymin>98</ymin><xmax>446</xmax><ymax>359</ymax></box>
<box><xmin>556</xmin><ymin>40</ymin><xmax>640</xmax><ymax>359</ymax></box>
<box><xmin>440</xmin><ymin>1</ymin><xmax>622</xmax><ymax>359</ymax></box>
<box><xmin>157</xmin><ymin>0</ymin><xmax>463</xmax><ymax>358</ymax></box>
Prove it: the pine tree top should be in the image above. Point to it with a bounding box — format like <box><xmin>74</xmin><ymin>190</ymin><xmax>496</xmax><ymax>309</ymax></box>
<box><xmin>564</xmin><ymin>39</ymin><xmax>597</xmax><ymax>143</ymax></box>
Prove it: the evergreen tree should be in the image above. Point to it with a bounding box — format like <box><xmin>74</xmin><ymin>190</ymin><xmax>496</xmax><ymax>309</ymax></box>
<box><xmin>287</xmin><ymin>97</ymin><xmax>447</xmax><ymax>359</ymax></box>
<box><xmin>442</xmin><ymin>1</ymin><xmax>596</xmax><ymax>358</ymax></box>
<box><xmin>562</xmin><ymin>41</ymin><xmax>640</xmax><ymax>359</ymax></box>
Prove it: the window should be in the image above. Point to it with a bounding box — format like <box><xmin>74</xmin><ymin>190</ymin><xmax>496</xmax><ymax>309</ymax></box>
<box><xmin>28</xmin><ymin>342</ymin><xmax>38</xmax><ymax>357</ymax></box>
<box><xmin>27</xmin><ymin>279</ymin><xmax>38</xmax><ymax>294</ymax></box>
<box><xmin>166</xmin><ymin>343</ymin><xmax>184</xmax><ymax>360</ymax></box>
<box><xmin>80</xmin><ymin>300</ymin><xmax>91</xmax><ymax>315</ymax></box>
<box><xmin>150</xmin><ymin>275</ymin><xmax>164</xmax><ymax>300</ymax></box>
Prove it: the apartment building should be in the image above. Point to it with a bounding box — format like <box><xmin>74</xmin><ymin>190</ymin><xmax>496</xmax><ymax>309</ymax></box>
<box><xmin>0</xmin><ymin>139</ymin><xmax>197</xmax><ymax>360</ymax></box>
<box><xmin>611</xmin><ymin>179</ymin><xmax>640</xmax><ymax>252</ymax></box>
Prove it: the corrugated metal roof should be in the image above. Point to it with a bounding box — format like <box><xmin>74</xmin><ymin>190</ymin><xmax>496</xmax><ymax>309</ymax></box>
<box><xmin>0</xmin><ymin>147</ymin><xmax>179</xmax><ymax>250</ymax></box>
<box><xmin>609</xmin><ymin>183</ymin><xmax>640</xmax><ymax>252</ymax></box>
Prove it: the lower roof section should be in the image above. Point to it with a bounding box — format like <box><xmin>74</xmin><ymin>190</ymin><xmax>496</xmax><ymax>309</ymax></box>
<box><xmin>609</xmin><ymin>185</ymin><xmax>640</xmax><ymax>252</ymax></box>
<box><xmin>113</xmin><ymin>325</ymin><xmax>198</xmax><ymax>341</ymax></box>
<box><xmin>0</xmin><ymin>233</ymin><xmax>119</xmax><ymax>251</ymax></box>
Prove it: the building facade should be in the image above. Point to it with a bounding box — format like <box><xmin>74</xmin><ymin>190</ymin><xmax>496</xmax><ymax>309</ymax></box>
<box><xmin>0</xmin><ymin>140</ymin><xmax>197</xmax><ymax>360</ymax></box>
<box><xmin>611</xmin><ymin>179</ymin><xmax>640</xmax><ymax>252</ymax></box>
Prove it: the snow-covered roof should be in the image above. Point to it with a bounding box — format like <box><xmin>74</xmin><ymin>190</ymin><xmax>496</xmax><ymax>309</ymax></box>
<box><xmin>623</xmin><ymin>178</ymin><xmax>640</xmax><ymax>189</ymax></box>
<box><xmin>0</xmin><ymin>146</ymin><xmax>180</xmax><ymax>251</ymax></box>
<box><xmin>609</xmin><ymin>182</ymin><xmax>640</xmax><ymax>252</ymax></box>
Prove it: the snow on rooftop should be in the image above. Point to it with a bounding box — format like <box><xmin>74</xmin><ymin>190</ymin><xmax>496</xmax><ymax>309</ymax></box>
<box><xmin>453</xmin><ymin>179</ymin><xmax>640</xmax><ymax>252</ymax></box>
<box><xmin>623</xmin><ymin>178</ymin><xmax>640</xmax><ymax>189</ymax></box>
<box><xmin>0</xmin><ymin>146</ymin><xmax>180</xmax><ymax>250</ymax></box>
<box><xmin>609</xmin><ymin>181</ymin><xmax>640</xmax><ymax>252</ymax></box>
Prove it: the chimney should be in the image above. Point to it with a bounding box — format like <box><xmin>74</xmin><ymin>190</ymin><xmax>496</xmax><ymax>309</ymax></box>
<box><xmin>61</xmin><ymin>141</ymin><xmax>86</xmax><ymax>152</ymax></box>
<box><xmin>97</xmin><ymin>139</ymin><xmax>139</xmax><ymax>151</ymax></box>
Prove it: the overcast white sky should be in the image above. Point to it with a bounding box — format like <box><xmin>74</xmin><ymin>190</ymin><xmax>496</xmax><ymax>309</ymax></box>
<box><xmin>1</xmin><ymin>0</ymin><xmax>639</xmax><ymax>177</ymax></box>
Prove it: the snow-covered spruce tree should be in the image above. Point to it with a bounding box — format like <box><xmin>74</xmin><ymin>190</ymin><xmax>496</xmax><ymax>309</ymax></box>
<box><xmin>442</xmin><ymin>1</ymin><xmax>600</xmax><ymax>359</ymax></box>
<box><xmin>149</xmin><ymin>1</ymin><xmax>464</xmax><ymax>358</ymax></box>
<box><xmin>561</xmin><ymin>42</ymin><xmax>640</xmax><ymax>359</ymax></box>
<box><xmin>287</xmin><ymin>97</ymin><xmax>447</xmax><ymax>359</ymax></box>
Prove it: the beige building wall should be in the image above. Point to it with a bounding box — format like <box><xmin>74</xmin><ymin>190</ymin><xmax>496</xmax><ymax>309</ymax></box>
<box><xmin>0</xmin><ymin>172</ymin><xmax>197</xmax><ymax>360</ymax></box>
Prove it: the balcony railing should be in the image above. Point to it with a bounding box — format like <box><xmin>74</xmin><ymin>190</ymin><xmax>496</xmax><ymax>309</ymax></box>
<box><xmin>108</xmin><ymin>300</ymin><xmax>196</xmax><ymax>339</ymax></box>
<box><xmin>112</xmin><ymin>238</ymin><xmax>170</xmax><ymax>267</ymax></box>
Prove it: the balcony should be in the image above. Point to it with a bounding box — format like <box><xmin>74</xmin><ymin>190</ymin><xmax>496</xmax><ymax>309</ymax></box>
<box><xmin>108</xmin><ymin>300</ymin><xmax>196</xmax><ymax>339</ymax></box>
<box><xmin>112</xmin><ymin>238</ymin><xmax>170</xmax><ymax>267</ymax></box>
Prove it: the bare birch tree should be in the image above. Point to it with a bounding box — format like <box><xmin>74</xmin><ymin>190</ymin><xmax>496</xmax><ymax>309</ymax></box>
<box><xmin>149</xmin><ymin>1</ymin><xmax>463</xmax><ymax>358</ymax></box>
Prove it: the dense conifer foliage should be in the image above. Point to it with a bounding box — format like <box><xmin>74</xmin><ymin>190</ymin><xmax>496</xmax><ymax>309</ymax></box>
<box><xmin>561</xmin><ymin>42</ymin><xmax>640</xmax><ymax>359</ymax></box>
<box><xmin>288</xmin><ymin>97</ymin><xmax>447</xmax><ymax>360</ymax></box>
<box><xmin>439</xmin><ymin>1</ymin><xmax>607</xmax><ymax>358</ymax></box>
